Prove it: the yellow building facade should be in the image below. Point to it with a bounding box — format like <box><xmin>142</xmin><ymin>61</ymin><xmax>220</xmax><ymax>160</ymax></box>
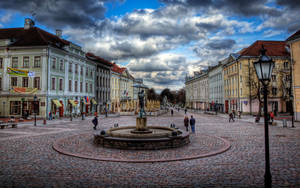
<box><xmin>224</xmin><ymin>41</ymin><xmax>291</xmax><ymax>115</ymax></box>
<box><xmin>287</xmin><ymin>30</ymin><xmax>300</xmax><ymax>121</ymax></box>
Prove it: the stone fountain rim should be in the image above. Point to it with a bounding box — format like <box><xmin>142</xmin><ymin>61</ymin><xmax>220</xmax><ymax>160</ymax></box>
<box><xmin>105</xmin><ymin>126</ymin><xmax>181</xmax><ymax>139</ymax></box>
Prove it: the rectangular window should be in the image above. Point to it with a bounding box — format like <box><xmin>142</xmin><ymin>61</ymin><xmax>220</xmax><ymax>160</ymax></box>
<box><xmin>240</xmin><ymin>62</ymin><xmax>242</xmax><ymax>70</ymax></box>
<box><xmin>23</xmin><ymin>56</ymin><xmax>29</xmax><ymax>68</ymax></box>
<box><xmin>90</xmin><ymin>83</ymin><xmax>92</xmax><ymax>93</ymax></box>
<box><xmin>0</xmin><ymin>58</ymin><xmax>3</xmax><ymax>68</ymax></box>
<box><xmin>80</xmin><ymin>82</ymin><xmax>83</xmax><ymax>92</ymax></box>
<box><xmin>272</xmin><ymin>87</ymin><xmax>277</xmax><ymax>95</ymax></box>
<box><xmin>60</xmin><ymin>60</ymin><xmax>64</xmax><ymax>71</ymax></box>
<box><xmin>80</xmin><ymin>66</ymin><xmax>83</xmax><ymax>75</ymax></box>
<box><xmin>86</xmin><ymin>83</ymin><xmax>88</xmax><ymax>92</ymax></box>
<box><xmin>75</xmin><ymin>64</ymin><xmax>78</xmax><ymax>74</ymax></box>
<box><xmin>10</xmin><ymin>101</ymin><xmax>21</xmax><ymax>115</ymax></box>
<box><xmin>75</xmin><ymin>81</ymin><xmax>78</xmax><ymax>92</ymax></box>
<box><xmin>59</xmin><ymin>79</ymin><xmax>63</xmax><ymax>91</ymax></box>
<box><xmin>52</xmin><ymin>78</ymin><xmax>56</xmax><ymax>90</ymax></box>
<box><xmin>52</xmin><ymin>58</ymin><xmax>56</xmax><ymax>69</ymax></box>
<box><xmin>86</xmin><ymin>67</ymin><xmax>88</xmax><ymax>76</ymax></box>
<box><xmin>69</xmin><ymin>63</ymin><xmax>72</xmax><ymax>73</ymax></box>
<box><xmin>0</xmin><ymin>77</ymin><xmax>2</xmax><ymax>90</ymax></box>
<box><xmin>284</xmin><ymin>62</ymin><xmax>289</xmax><ymax>69</ymax></box>
<box><xmin>22</xmin><ymin>77</ymin><xmax>28</xmax><ymax>88</ymax></box>
<box><xmin>69</xmin><ymin>80</ymin><xmax>72</xmax><ymax>91</ymax></box>
<box><xmin>34</xmin><ymin>56</ymin><xmax>41</xmax><ymax>68</ymax></box>
<box><xmin>34</xmin><ymin>77</ymin><xmax>40</xmax><ymax>89</ymax></box>
<box><xmin>240</xmin><ymin>76</ymin><xmax>242</xmax><ymax>83</ymax></box>
<box><xmin>11</xmin><ymin>77</ymin><xmax>18</xmax><ymax>87</ymax></box>
<box><xmin>12</xmin><ymin>57</ymin><xmax>18</xmax><ymax>68</ymax></box>
<box><xmin>240</xmin><ymin>88</ymin><xmax>243</xmax><ymax>96</ymax></box>
<box><xmin>90</xmin><ymin>70</ymin><xmax>93</xmax><ymax>77</ymax></box>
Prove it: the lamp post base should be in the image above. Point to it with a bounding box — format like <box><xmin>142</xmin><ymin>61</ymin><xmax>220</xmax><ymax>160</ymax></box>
<box><xmin>264</xmin><ymin>172</ymin><xmax>272</xmax><ymax>188</ymax></box>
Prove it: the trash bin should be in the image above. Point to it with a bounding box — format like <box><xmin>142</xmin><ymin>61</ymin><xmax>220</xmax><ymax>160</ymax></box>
<box><xmin>282</xmin><ymin>119</ymin><xmax>287</xmax><ymax>128</ymax></box>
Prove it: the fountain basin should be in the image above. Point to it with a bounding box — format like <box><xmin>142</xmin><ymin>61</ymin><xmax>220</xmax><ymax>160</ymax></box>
<box><xmin>94</xmin><ymin>126</ymin><xmax>190</xmax><ymax>150</ymax></box>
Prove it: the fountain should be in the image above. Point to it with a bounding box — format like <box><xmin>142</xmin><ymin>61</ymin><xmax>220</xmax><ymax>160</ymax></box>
<box><xmin>94</xmin><ymin>90</ymin><xmax>190</xmax><ymax>150</ymax></box>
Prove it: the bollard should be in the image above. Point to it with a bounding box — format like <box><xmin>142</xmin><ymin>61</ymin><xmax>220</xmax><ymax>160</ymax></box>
<box><xmin>43</xmin><ymin>119</ymin><xmax>47</xmax><ymax>125</ymax></box>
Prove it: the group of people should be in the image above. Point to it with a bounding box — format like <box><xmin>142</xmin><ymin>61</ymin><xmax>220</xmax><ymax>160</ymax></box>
<box><xmin>184</xmin><ymin>115</ymin><xmax>196</xmax><ymax>133</ymax></box>
<box><xmin>228</xmin><ymin>110</ymin><xmax>242</xmax><ymax>122</ymax></box>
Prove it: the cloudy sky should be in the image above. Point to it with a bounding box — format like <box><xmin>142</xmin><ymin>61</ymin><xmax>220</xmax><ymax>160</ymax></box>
<box><xmin>0</xmin><ymin>0</ymin><xmax>299</xmax><ymax>92</ymax></box>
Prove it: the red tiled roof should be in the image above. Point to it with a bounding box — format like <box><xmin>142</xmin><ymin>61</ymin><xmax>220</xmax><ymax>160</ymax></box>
<box><xmin>240</xmin><ymin>40</ymin><xmax>289</xmax><ymax>57</ymax></box>
<box><xmin>86</xmin><ymin>52</ymin><xmax>113</xmax><ymax>67</ymax></box>
<box><xmin>0</xmin><ymin>27</ymin><xmax>69</xmax><ymax>49</ymax></box>
<box><xmin>111</xmin><ymin>63</ymin><xmax>126</xmax><ymax>74</ymax></box>
<box><xmin>286</xmin><ymin>29</ymin><xmax>300</xmax><ymax>41</ymax></box>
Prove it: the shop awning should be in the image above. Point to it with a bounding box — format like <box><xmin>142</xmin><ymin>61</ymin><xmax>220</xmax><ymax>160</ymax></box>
<box><xmin>91</xmin><ymin>99</ymin><xmax>97</xmax><ymax>105</ymax></box>
<box><xmin>52</xmin><ymin>100</ymin><xmax>62</xmax><ymax>108</ymax></box>
<box><xmin>69</xmin><ymin>100</ymin><xmax>77</xmax><ymax>107</ymax></box>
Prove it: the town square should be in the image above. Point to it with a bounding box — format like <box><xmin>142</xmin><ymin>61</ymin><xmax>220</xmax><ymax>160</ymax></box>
<box><xmin>0</xmin><ymin>0</ymin><xmax>300</xmax><ymax>187</ymax></box>
<box><xmin>0</xmin><ymin>111</ymin><xmax>299</xmax><ymax>187</ymax></box>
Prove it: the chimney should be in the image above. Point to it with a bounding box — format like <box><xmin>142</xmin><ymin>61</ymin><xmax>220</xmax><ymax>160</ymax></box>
<box><xmin>56</xmin><ymin>29</ymin><xmax>62</xmax><ymax>38</ymax></box>
<box><xmin>24</xmin><ymin>18</ymin><xmax>35</xmax><ymax>30</ymax></box>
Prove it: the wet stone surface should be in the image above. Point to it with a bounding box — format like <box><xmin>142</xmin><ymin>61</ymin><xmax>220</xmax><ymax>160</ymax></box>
<box><xmin>0</xmin><ymin>111</ymin><xmax>299</xmax><ymax>187</ymax></box>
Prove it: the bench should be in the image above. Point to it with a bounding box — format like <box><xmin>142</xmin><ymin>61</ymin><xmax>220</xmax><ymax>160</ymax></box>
<box><xmin>0</xmin><ymin>121</ymin><xmax>18</xmax><ymax>129</ymax></box>
<box><xmin>204</xmin><ymin>111</ymin><xmax>217</xmax><ymax>115</ymax></box>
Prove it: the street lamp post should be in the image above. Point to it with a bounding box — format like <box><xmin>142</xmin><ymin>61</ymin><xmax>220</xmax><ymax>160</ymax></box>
<box><xmin>34</xmin><ymin>95</ymin><xmax>37</xmax><ymax>126</ymax></box>
<box><xmin>289</xmin><ymin>62</ymin><xmax>295</xmax><ymax>128</ymax></box>
<box><xmin>253</xmin><ymin>45</ymin><xmax>274</xmax><ymax>188</ymax></box>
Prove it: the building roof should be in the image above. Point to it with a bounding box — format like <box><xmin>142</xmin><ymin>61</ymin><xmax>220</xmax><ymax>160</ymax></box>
<box><xmin>240</xmin><ymin>40</ymin><xmax>289</xmax><ymax>57</ymax></box>
<box><xmin>85</xmin><ymin>52</ymin><xmax>113</xmax><ymax>67</ymax></box>
<box><xmin>286</xmin><ymin>29</ymin><xmax>300</xmax><ymax>41</ymax></box>
<box><xmin>111</xmin><ymin>63</ymin><xmax>126</xmax><ymax>74</ymax></box>
<box><xmin>0</xmin><ymin>27</ymin><xmax>69</xmax><ymax>49</ymax></box>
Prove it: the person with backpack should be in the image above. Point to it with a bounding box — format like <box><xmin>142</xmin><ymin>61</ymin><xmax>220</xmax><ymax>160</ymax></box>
<box><xmin>190</xmin><ymin>115</ymin><xmax>196</xmax><ymax>133</ymax></box>
<box><xmin>92</xmin><ymin>115</ymin><xmax>98</xmax><ymax>130</ymax></box>
<box><xmin>184</xmin><ymin>116</ymin><xmax>189</xmax><ymax>131</ymax></box>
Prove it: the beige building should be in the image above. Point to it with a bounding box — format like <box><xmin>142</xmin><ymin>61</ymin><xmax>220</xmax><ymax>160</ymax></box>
<box><xmin>224</xmin><ymin>41</ymin><xmax>291</xmax><ymax>115</ymax></box>
<box><xmin>287</xmin><ymin>30</ymin><xmax>300</xmax><ymax>121</ymax></box>
<box><xmin>185</xmin><ymin>70</ymin><xmax>209</xmax><ymax>110</ymax></box>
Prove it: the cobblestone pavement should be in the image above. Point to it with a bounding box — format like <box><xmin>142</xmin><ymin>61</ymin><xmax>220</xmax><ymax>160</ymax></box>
<box><xmin>0</xmin><ymin>110</ymin><xmax>299</xmax><ymax>187</ymax></box>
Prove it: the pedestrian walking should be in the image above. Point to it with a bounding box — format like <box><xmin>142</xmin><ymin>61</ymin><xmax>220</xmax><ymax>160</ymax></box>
<box><xmin>229</xmin><ymin>112</ymin><xmax>235</xmax><ymax>122</ymax></box>
<box><xmin>270</xmin><ymin>111</ymin><xmax>274</xmax><ymax>124</ymax></box>
<box><xmin>104</xmin><ymin>107</ymin><xmax>108</xmax><ymax>118</ymax></box>
<box><xmin>185</xmin><ymin>108</ymin><xmax>187</xmax><ymax>114</ymax></box>
<box><xmin>232</xmin><ymin>109</ymin><xmax>236</xmax><ymax>118</ymax></box>
<box><xmin>190</xmin><ymin>115</ymin><xmax>196</xmax><ymax>133</ymax></box>
<box><xmin>49</xmin><ymin>112</ymin><xmax>53</xmax><ymax>120</ymax></box>
<box><xmin>171</xmin><ymin>109</ymin><xmax>174</xmax><ymax>116</ymax></box>
<box><xmin>238</xmin><ymin>111</ymin><xmax>241</xmax><ymax>119</ymax></box>
<box><xmin>184</xmin><ymin>116</ymin><xmax>189</xmax><ymax>131</ymax></box>
<box><xmin>92</xmin><ymin>115</ymin><xmax>98</xmax><ymax>130</ymax></box>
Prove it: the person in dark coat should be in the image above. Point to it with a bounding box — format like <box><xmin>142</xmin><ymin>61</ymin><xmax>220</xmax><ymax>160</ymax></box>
<box><xmin>229</xmin><ymin>112</ymin><xmax>235</xmax><ymax>122</ymax></box>
<box><xmin>184</xmin><ymin>116</ymin><xmax>189</xmax><ymax>131</ymax></box>
<box><xmin>171</xmin><ymin>109</ymin><xmax>174</xmax><ymax>116</ymax></box>
<box><xmin>184</xmin><ymin>108</ymin><xmax>187</xmax><ymax>114</ymax></box>
<box><xmin>190</xmin><ymin>115</ymin><xmax>196</xmax><ymax>133</ymax></box>
<box><xmin>92</xmin><ymin>116</ymin><xmax>98</xmax><ymax>130</ymax></box>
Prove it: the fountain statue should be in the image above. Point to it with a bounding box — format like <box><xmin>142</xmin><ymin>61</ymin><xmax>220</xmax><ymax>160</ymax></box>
<box><xmin>94</xmin><ymin>91</ymin><xmax>190</xmax><ymax>150</ymax></box>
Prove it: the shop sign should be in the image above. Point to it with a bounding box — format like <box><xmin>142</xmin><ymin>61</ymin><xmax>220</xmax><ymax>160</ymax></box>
<box><xmin>7</xmin><ymin>67</ymin><xmax>35</xmax><ymax>77</ymax></box>
<box><xmin>12</xmin><ymin>87</ymin><xmax>38</xmax><ymax>94</ymax></box>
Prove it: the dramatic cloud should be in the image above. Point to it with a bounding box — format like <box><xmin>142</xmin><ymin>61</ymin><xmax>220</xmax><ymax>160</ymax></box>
<box><xmin>160</xmin><ymin>0</ymin><xmax>281</xmax><ymax>17</ymax></box>
<box><xmin>1</xmin><ymin>0</ymin><xmax>299</xmax><ymax>90</ymax></box>
<box><xmin>206</xmin><ymin>39</ymin><xmax>236</xmax><ymax>50</ymax></box>
<box><xmin>0</xmin><ymin>0</ymin><xmax>122</xmax><ymax>28</ymax></box>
